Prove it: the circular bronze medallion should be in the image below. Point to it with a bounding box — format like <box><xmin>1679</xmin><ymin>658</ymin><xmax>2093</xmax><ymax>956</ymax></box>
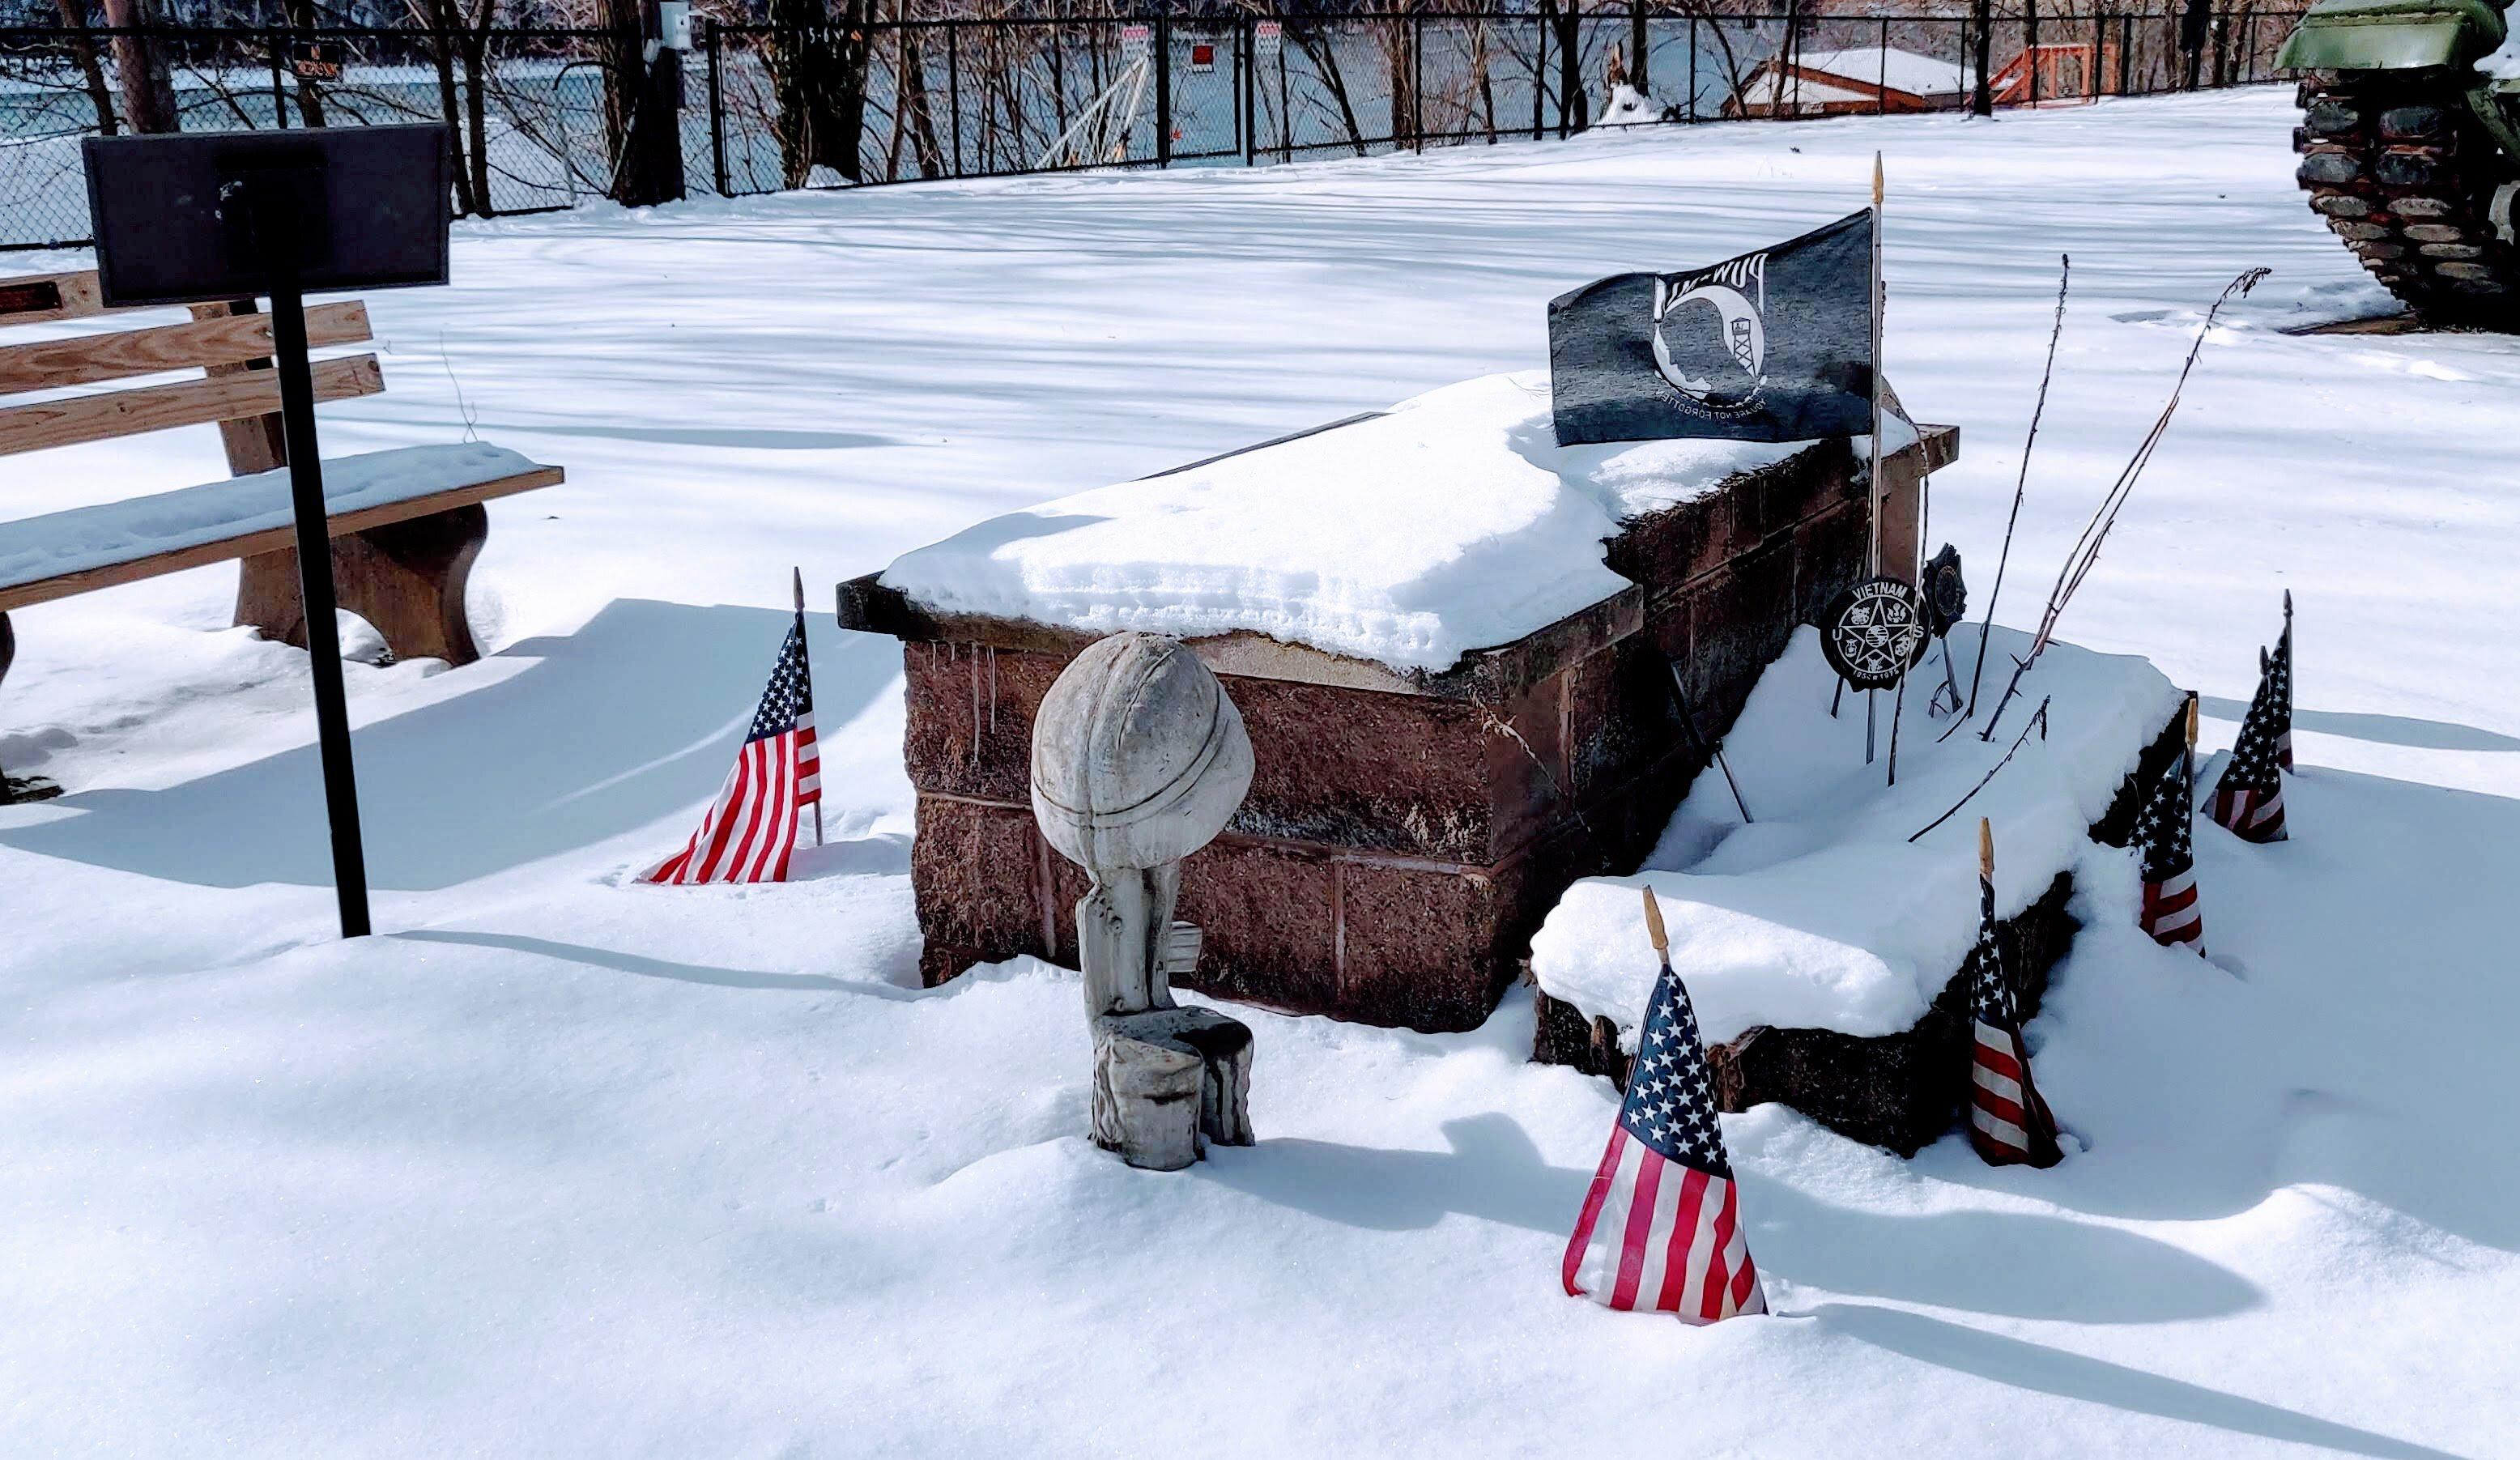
<box><xmin>1923</xmin><ymin>543</ymin><xmax>1967</xmax><ymax>637</ymax></box>
<box><xmin>1822</xmin><ymin>577</ymin><xmax>1931</xmax><ymax>690</ymax></box>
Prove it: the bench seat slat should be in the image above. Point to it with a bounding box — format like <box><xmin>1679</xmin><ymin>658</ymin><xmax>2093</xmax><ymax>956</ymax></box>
<box><xmin>0</xmin><ymin>272</ymin><xmax>107</xmax><ymax>327</ymax></box>
<box><xmin>0</xmin><ymin>301</ymin><xmax>372</xmax><ymax>397</ymax></box>
<box><xmin>0</xmin><ymin>353</ymin><xmax>383</xmax><ymax>457</ymax></box>
<box><xmin>0</xmin><ymin>442</ymin><xmax>563</xmax><ymax>611</ymax></box>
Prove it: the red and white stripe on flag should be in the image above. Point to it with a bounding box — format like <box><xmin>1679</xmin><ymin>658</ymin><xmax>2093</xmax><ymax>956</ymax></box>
<box><xmin>2209</xmin><ymin>783</ymin><xmax>2286</xmax><ymax>844</ymax></box>
<box><xmin>2140</xmin><ymin>866</ymin><xmax>2202</xmax><ymax>947</ymax></box>
<box><xmin>1562</xmin><ymin>1126</ymin><xmax>1766</xmax><ymax>1323</ymax></box>
<box><xmin>641</xmin><ymin>721</ymin><xmax>809</xmax><ymax>884</ymax></box>
<box><xmin>1969</xmin><ymin>1019</ymin><xmax>2058</xmax><ymax>1166</ymax></box>
<box><xmin>794</xmin><ymin>709</ymin><xmax>821</xmax><ymax>806</ymax></box>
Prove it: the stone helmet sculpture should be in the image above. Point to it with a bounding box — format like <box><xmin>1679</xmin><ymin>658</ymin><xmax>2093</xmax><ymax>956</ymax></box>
<box><xmin>1030</xmin><ymin>631</ymin><xmax>1254</xmax><ymax>874</ymax></box>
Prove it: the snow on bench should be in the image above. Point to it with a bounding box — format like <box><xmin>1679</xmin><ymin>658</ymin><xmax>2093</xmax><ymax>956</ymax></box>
<box><xmin>1528</xmin><ymin>623</ymin><xmax>2182</xmax><ymax>1150</ymax></box>
<box><xmin>0</xmin><ymin>442</ymin><xmax>544</xmax><ymax>602</ymax></box>
<box><xmin>878</xmin><ymin>371</ymin><xmax>1915</xmax><ymax>675</ymax></box>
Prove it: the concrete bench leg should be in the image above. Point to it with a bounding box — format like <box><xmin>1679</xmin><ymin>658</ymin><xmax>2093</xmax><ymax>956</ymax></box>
<box><xmin>0</xmin><ymin>613</ymin><xmax>61</xmax><ymax>804</ymax></box>
<box><xmin>234</xmin><ymin>502</ymin><xmax>489</xmax><ymax>667</ymax></box>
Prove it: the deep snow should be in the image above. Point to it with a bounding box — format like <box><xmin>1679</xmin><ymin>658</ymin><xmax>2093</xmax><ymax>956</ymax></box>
<box><xmin>3</xmin><ymin>87</ymin><xmax>2518</xmax><ymax>1457</ymax></box>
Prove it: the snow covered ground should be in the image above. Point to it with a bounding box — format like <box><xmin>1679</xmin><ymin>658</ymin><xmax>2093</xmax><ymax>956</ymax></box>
<box><xmin>6</xmin><ymin>87</ymin><xmax>2518</xmax><ymax>1455</ymax></box>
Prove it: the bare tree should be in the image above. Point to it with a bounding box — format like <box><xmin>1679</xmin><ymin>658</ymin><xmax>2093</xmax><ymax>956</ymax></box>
<box><xmin>99</xmin><ymin>0</ymin><xmax>180</xmax><ymax>134</ymax></box>
<box><xmin>602</xmin><ymin>0</ymin><xmax>687</xmax><ymax>204</ymax></box>
<box><xmin>55</xmin><ymin>0</ymin><xmax>120</xmax><ymax>135</ymax></box>
<box><xmin>768</xmin><ymin>0</ymin><xmax>875</xmax><ymax>185</ymax></box>
<box><xmin>283</xmin><ymin>0</ymin><xmax>328</xmax><ymax>127</ymax></box>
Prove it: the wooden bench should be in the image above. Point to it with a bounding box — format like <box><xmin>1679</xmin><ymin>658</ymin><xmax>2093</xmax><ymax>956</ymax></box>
<box><xmin>0</xmin><ymin>269</ymin><xmax>563</xmax><ymax>802</ymax></box>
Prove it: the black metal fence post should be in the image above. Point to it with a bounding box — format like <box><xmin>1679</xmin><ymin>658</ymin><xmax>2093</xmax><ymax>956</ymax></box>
<box><xmin>947</xmin><ymin>19</ymin><xmax>963</xmax><ymax>177</ymax></box>
<box><xmin>1631</xmin><ymin>0</ymin><xmax>1648</xmax><ymax>96</ymax></box>
<box><xmin>1154</xmin><ymin>13</ymin><xmax>1173</xmax><ymax>167</ymax></box>
<box><xmin>1878</xmin><ymin>17</ymin><xmax>1889</xmax><ymax>114</ymax></box>
<box><xmin>2027</xmin><ymin>0</ymin><xmax>2041</xmax><ymax>105</ymax></box>
<box><xmin>1411</xmin><ymin>11</ymin><xmax>1424</xmax><ymax>151</ymax></box>
<box><xmin>706</xmin><ymin>19</ymin><xmax>729</xmax><ymax>196</ymax></box>
<box><xmin>2120</xmin><ymin>13</ymin><xmax>2135</xmax><ymax>93</ymax></box>
<box><xmin>1238</xmin><ymin>15</ymin><xmax>1254</xmax><ymax>165</ymax></box>
<box><xmin>1688</xmin><ymin>16</ymin><xmax>1698</xmax><ymax>121</ymax></box>
<box><xmin>1535</xmin><ymin>9</ymin><xmax>1547</xmax><ymax>140</ymax></box>
<box><xmin>269</xmin><ymin>34</ymin><xmax>288</xmax><ymax>128</ymax></box>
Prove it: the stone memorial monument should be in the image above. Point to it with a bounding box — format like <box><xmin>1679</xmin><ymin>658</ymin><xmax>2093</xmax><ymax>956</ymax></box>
<box><xmin>1031</xmin><ymin>631</ymin><xmax>1258</xmax><ymax>1170</ymax></box>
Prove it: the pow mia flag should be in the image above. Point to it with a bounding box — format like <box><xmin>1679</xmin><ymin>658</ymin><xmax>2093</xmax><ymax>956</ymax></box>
<box><xmin>1549</xmin><ymin>211</ymin><xmax>1876</xmax><ymax>446</ymax></box>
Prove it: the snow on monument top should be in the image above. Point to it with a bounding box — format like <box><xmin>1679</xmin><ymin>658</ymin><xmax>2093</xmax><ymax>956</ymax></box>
<box><xmin>878</xmin><ymin>372</ymin><xmax>1820</xmax><ymax>674</ymax></box>
<box><xmin>1530</xmin><ymin>624</ymin><xmax>2181</xmax><ymax>1048</ymax></box>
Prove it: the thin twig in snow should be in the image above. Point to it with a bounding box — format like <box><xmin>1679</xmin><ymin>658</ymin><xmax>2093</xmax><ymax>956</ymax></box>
<box><xmin>1949</xmin><ymin>253</ymin><xmax>2069</xmax><ymax>743</ymax></box>
<box><xmin>1908</xmin><ymin>696</ymin><xmax>2050</xmax><ymax>844</ymax></box>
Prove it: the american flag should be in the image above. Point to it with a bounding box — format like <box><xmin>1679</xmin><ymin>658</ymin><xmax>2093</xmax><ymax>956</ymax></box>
<box><xmin>640</xmin><ymin>614</ymin><xmax>821</xmax><ymax>884</ymax></box>
<box><xmin>1965</xmin><ymin>841</ymin><xmax>2063</xmax><ymax>1168</ymax></box>
<box><xmin>2135</xmin><ymin>745</ymin><xmax>2203</xmax><ymax>951</ymax></box>
<box><xmin>2274</xmin><ymin>595</ymin><xmax>2295</xmax><ymax>773</ymax></box>
<box><xmin>2209</xmin><ymin>645</ymin><xmax>2288</xmax><ymax>844</ymax></box>
<box><xmin>1563</xmin><ymin>909</ymin><xmax>1766</xmax><ymax>1323</ymax></box>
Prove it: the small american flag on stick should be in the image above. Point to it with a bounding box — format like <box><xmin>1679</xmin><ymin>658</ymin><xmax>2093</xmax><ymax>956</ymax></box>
<box><xmin>2136</xmin><ymin>696</ymin><xmax>2204</xmax><ymax>951</ymax></box>
<box><xmin>640</xmin><ymin>600</ymin><xmax>822</xmax><ymax>885</ymax></box>
<box><xmin>2209</xmin><ymin>637</ymin><xmax>2288</xmax><ymax>844</ymax></box>
<box><xmin>1967</xmin><ymin>819</ymin><xmax>2064</xmax><ymax>1168</ymax></box>
<box><xmin>1562</xmin><ymin>886</ymin><xmax>1767</xmax><ymax>1323</ymax></box>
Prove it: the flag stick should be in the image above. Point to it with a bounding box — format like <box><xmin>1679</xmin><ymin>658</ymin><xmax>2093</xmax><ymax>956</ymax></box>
<box><xmin>1641</xmin><ymin>884</ymin><xmax>1671</xmax><ymax>966</ymax></box>
<box><xmin>1865</xmin><ymin>151</ymin><xmax>1886</xmax><ymax>769</ymax></box>
<box><xmin>2281</xmin><ymin>590</ymin><xmax>2294</xmax><ymax>728</ymax></box>
<box><xmin>1979</xmin><ymin>816</ymin><xmax>1994</xmax><ymax>882</ymax></box>
<box><xmin>2185</xmin><ymin>688</ymin><xmax>2199</xmax><ymax>782</ymax></box>
<box><xmin>794</xmin><ymin>565</ymin><xmax>824</xmax><ymax>847</ymax></box>
<box><xmin>1868</xmin><ymin>150</ymin><xmax>1886</xmax><ymax>574</ymax></box>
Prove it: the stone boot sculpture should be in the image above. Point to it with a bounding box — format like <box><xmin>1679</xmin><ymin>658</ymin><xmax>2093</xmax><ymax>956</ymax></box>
<box><xmin>1031</xmin><ymin>632</ymin><xmax>1256</xmax><ymax>1170</ymax></box>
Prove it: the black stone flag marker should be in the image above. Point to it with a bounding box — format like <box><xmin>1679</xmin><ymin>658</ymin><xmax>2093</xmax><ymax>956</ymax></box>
<box><xmin>1548</xmin><ymin>210</ymin><xmax>1876</xmax><ymax>447</ymax></box>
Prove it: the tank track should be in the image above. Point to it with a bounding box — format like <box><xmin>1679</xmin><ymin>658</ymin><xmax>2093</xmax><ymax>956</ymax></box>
<box><xmin>2293</xmin><ymin>70</ymin><xmax>2520</xmax><ymax>326</ymax></box>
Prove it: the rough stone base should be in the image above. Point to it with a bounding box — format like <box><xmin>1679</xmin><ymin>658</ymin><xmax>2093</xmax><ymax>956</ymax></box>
<box><xmin>1532</xmin><ymin>872</ymin><xmax>2076</xmax><ymax>1155</ymax></box>
<box><xmin>1528</xmin><ymin>704</ymin><xmax>2190</xmax><ymax>1154</ymax></box>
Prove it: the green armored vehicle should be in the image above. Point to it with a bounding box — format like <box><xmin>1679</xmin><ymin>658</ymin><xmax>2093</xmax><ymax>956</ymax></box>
<box><xmin>2283</xmin><ymin>0</ymin><xmax>2520</xmax><ymax>322</ymax></box>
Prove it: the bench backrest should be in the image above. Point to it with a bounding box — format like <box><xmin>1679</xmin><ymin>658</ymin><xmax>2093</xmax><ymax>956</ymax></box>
<box><xmin>0</xmin><ymin>270</ymin><xmax>384</xmax><ymax>470</ymax></box>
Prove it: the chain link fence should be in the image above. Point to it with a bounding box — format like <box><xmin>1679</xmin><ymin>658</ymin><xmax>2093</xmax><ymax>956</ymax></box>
<box><xmin>4</xmin><ymin>8</ymin><xmax>2305</xmax><ymax>251</ymax></box>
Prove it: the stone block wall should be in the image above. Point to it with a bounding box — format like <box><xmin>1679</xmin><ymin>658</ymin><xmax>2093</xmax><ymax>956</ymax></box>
<box><xmin>845</xmin><ymin>429</ymin><xmax>1955</xmax><ymax>1032</ymax></box>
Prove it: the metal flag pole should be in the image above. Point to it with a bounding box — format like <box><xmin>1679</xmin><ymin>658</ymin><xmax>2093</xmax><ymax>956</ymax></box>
<box><xmin>1865</xmin><ymin>151</ymin><xmax>1886</xmax><ymax>766</ymax></box>
<box><xmin>794</xmin><ymin>565</ymin><xmax>824</xmax><ymax>847</ymax></box>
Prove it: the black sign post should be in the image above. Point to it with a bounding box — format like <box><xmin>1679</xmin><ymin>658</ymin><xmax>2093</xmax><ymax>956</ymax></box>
<box><xmin>83</xmin><ymin>125</ymin><xmax>453</xmax><ymax>939</ymax></box>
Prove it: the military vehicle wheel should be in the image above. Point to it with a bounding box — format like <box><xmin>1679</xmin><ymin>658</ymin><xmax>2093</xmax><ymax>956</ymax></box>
<box><xmin>2294</xmin><ymin>70</ymin><xmax>2520</xmax><ymax>326</ymax></box>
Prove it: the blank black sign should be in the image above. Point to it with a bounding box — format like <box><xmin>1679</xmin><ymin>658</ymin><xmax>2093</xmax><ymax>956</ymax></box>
<box><xmin>82</xmin><ymin>125</ymin><xmax>453</xmax><ymax>307</ymax></box>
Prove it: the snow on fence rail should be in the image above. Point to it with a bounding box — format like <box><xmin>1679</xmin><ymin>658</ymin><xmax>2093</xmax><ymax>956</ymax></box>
<box><xmin>1</xmin><ymin>9</ymin><xmax>2303</xmax><ymax>251</ymax></box>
